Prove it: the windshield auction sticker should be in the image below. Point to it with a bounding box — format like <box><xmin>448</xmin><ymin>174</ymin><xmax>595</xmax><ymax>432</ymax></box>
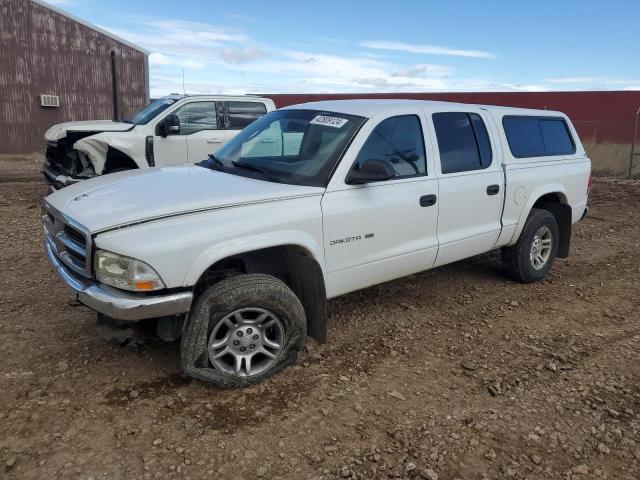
<box><xmin>310</xmin><ymin>115</ymin><xmax>349</xmax><ymax>128</ymax></box>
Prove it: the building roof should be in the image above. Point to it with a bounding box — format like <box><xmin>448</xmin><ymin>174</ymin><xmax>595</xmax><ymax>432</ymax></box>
<box><xmin>31</xmin><ymin>0</ymin><xmax>149</xmax><ymax>55</ymax></box>
<box><xmin>282</xmin><ymin>99</ymin><xmax>563</xmax><ymax>118</ymax></box>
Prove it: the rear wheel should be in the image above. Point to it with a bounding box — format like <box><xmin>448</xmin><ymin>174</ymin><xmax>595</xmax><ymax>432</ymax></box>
<box><xmin>502</xmin><ymin>208</ymin><xmax>559</xmax><ymax>283</ymax></box>
<box><xmin>181</xmin><ymin>274</ymin><xmax>306</xmax><ymax>387</ymax></box>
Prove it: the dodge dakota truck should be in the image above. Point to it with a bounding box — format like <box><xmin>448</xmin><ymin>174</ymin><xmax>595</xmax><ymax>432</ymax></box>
<box><xmin>42</xmin><ymin>94</ymin><xmax>275</xmax><ymax>189</ymax></box>
<box><xmin>43</xmin><ymin>99</ymin><xmax>591</xmax><ymax>387</ymax></box>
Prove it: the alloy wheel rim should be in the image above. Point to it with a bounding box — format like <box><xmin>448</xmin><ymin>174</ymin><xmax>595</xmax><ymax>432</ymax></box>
<box><xmin>208</xmin><ymin>307</ymin><xmax>284</xmax><ymax>377</ymax></box>
<box><xmin>530</xmin><ymin>226</ymin><xmax>553</xmax><ymax>270</ymax></box>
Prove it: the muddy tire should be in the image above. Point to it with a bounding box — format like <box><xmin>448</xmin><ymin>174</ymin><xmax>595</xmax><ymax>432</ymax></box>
<box><xmin>502</xmin><ymin>208</ymin><xmax>559</xmax><ymax>283</ymax></box>
<box><xmin>181</xmin><ymin>274</ymin><xmax>306</xmax><ymax>388</ymax></box>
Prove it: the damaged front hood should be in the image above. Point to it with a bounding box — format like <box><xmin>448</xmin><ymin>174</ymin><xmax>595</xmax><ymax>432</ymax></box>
<box><xmin>45</xmin><ymin>120</ymin><xmax>134</xmax><ymax>142</ymax></box>
<box><xmin>44</xmin><ymin>165</ymin><xmax>324</xmax><ymax>233</ymax></box>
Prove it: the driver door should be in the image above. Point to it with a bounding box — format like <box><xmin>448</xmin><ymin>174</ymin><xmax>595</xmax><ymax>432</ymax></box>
<box><xmin>154</xmin><ymin>101</ymin><xmax>224</xmax><ymax>166</ymax></box>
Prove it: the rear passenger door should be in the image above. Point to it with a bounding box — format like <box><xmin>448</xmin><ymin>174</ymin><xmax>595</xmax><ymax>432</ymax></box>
<box><xmin>430</xmin><ymin>110</ymin><xmax>504</xmax><ymax>267</ymax></box>
<box><xmin>221</xmin><ymin>101</ymin><xmax>268</xmax><ymax>143</ymax></box>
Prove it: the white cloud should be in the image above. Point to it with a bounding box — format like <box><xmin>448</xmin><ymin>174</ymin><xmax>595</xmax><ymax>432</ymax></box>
<box><xmin>225</xmin><ymin>12</ymin><xmax>261</xmax><ymax>22</ymax></box>
<box><xmin>544</xmin><ymin>76</ymin><xmax>640</xmax><ymax>90</ymax></box>
<box><xmin>103</xmin><ymin>17</ymin><xmax>596</xmax><ymax>95</ymax></box>
<box><xmin>46</xmin><ymin>0</ymin><xmax>74</xmax><ymax>5</ymax></box>
<box><xmin>545</xmin><ymin>76</ymin><xmax>624</xmax><ymax>84</ymax></box>
<box><xmin>220</xmin><ymin>47</ymin><xmax>268</xmax><ymax>64</ymax></box>
<box><xmin>393</xmin><ymin>64</ymin><xmax>451</xmax><ymax>78</ymax></box>
<box><xmin>211</xmin><ymin>49</ymin><xmax>455</xmax><ymax>91</ymax></box>
<box><xmin>102</xmin><ymin>20</ymin><xmax>249</xmax><ymax>62</ymax></box>
<box><xmin>149</xmin><ymin>52</ymin><xmax>206</xmax><ymax>70</ymax></box>
<box><xmin>146</xmin><ymin>19</ymin><xmax>248</xmax><ymax>44</ymax></box>
<box><xmin>361</xmin><ymin>40</ymin><xmax>496</xmax><ymax>59</ymax></box>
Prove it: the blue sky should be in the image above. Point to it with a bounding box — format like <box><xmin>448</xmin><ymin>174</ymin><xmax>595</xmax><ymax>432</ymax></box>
<box><xmin>49</xmin><ymin>0</ymin><xmax>640</xmax><ymax>97</ymax></box>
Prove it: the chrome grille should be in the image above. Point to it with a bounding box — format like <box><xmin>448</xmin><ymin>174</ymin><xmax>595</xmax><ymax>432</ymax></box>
<box><xmin>42</xmin><ymin>202</ymin><xmax>92</xmax><ymax>278</ymax></box>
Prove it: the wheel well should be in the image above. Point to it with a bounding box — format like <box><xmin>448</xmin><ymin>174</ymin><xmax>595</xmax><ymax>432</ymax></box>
<box><xmin>103</xmin><ymin>147</ymin><xmax>138</xmax><ymax>174</ymax></box>
<box><xmin>532</xmin><ymin>192</ymin><xmax>567</xmax><ymax>207</ymax></box>
<box><xmin>194</xmin><ymin>245</ymin><xmax>328</xmax><ymax>343</ymax></box>
<box><xmin>531</xmin><ymin>192</ymin><xmax>572</xmax><ymax>258</ymax></box>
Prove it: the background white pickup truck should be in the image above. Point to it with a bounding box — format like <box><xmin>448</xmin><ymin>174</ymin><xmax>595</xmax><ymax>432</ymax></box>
<box><xmin>42</xmin><ymin>94</ymin><xmax>275</xmax><ymax>189</ymax></box>
<box><xmin>43</xmin><ymin>99</ymin><xmax>590</xmax><ymax>387</ymax></box>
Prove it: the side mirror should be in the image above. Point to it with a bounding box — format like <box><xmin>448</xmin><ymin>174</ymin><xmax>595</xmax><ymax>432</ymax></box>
<box><xmin>155</xmin><ymin>114</ymin><xmax>180</xmax><ymax>137</ymax></box>
<box><xmin>346</xmin><ymin>158</ymin><xmax>395</xmax><ymax>184</ymax></box>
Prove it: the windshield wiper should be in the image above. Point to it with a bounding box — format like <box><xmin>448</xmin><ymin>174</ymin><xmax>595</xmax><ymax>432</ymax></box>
<box><xmin>196</xmin><ymin>155</ymin><xmax>225</xmax><ymax>171</ymax></box>
<box><xmin>231</xmin><ymin>161</ymin><xmax>281</xmax><ymax>183</ymax></box>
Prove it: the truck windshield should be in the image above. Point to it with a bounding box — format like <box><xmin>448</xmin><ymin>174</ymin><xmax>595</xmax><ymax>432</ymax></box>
<box><xmin>202</xmin><ymin>109</ymin><xmax>366</xmax><ymax>187</ymax></box>
<box><xmin>127</xmin><ymin>97</ymin><xmax>180</xmax><ymax>125</ymax></box>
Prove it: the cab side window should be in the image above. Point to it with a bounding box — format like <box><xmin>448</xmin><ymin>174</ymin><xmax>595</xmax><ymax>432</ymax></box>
<box><xmin>432</xmin><ymin>112</ymin><xmax>492</xmax><ymax>174</ymax></box>
<box><xmin>353</xmin><ymin>115</ymin><xmax>427</xmax><ymax>178</ymax></box>
<box><xmin>174</xmin><ymin>101</ymin><xmax>217</xmax><ymax>135</ymax></box>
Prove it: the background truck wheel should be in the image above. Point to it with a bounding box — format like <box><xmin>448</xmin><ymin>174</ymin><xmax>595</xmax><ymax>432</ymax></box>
<box><xmin>181</xmin><ymin>274</ymin><xmax>306</xmax><ymax>388</ymax></box>
<box><xmin>502</xmin><ymin>208</ymin><xmax>559</xmax><ymax>283</ymax></box>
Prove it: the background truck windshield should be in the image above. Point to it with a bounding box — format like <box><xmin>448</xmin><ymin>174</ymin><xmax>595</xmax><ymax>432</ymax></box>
<box><xmin>211</xmin><ymin>109</ymin><xmax>366</xmax><ymax>187</ymax></box>
<box><xmin>127</xmin><ymin>97</ymin><xmax>180</xmax><ymax>125</ymax></box>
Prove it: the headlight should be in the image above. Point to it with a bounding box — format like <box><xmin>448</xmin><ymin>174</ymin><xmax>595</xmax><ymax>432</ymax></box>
<box><xmin>94</xmin><ymin>250</ymin><xmax>165</xmax><ymax>292</ymax></box>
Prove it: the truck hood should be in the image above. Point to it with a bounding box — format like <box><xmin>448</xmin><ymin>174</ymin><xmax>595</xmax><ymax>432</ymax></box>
<box><xmin>45</xmin><ymin>120</ymin><xmax>134</xmax><ymax>141</ymax></box>
<box><xmin>44</xmin><ymin>165</ymin><xmax>324</xmax><ymax>233</ymax></box>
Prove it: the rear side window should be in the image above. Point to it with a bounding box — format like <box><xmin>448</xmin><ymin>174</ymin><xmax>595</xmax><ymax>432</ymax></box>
<box><xmin>503</xmin><ymin>116</ymin><xmax>575</xmax><ymax>158</ymax></box>
<box><xmin>432</xmin><ymin>112</ymin><xmax>493</xmax><ymax>174</ymax></box>
<box><xmin>224</xmin><ymin>101</ymin><xmax>268</xmax><ymax>130</ymax></box>
<box><xmin>354</xmin><ymin>115</ymin><xmax>427</xmax><ymax>178</ymax></box>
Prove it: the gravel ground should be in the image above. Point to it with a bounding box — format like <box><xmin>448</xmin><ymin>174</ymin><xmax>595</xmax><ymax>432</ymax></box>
<box><xmin>1</xmin><ymin>160</ymin><xmax>639</xmax><ymax>480</ymax></box>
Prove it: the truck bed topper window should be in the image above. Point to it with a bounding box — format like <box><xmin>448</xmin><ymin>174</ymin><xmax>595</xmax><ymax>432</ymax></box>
<box><xmin>502</xmin><ymin>116</ymin><xmax>576</xmax><ymax>158</ymax></box>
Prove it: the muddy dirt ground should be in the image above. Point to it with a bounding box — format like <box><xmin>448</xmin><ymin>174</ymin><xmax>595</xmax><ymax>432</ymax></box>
<box><xmin>1</xmin><ymin>157</ymin><xmax>639</xmax><ymax>480</ymax></box>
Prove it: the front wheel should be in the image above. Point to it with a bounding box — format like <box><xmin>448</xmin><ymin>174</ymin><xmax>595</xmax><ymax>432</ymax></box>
<box><xmin>502</xmin><ymin>208</ymin><xmax>559</xmax><ymax>283</ymax></box>
<box><xmin>181</xmin><ymin>274</ymin><xmax>306</xmax><ymax>387</ymax></box>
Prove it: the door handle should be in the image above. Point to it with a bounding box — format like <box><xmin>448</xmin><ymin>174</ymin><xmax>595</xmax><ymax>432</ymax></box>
<box><xmin>419</xmin><ymin>194</ymin><xmax>437</xmax><ymax>207</ymax></box>
<box><xmin>261</xmin><ymin>138</ymin><xmax>276</xmax><ymax>144</ymax></box>
<box><xmin>486</xmin><ymin>184</ymin><xmax>500</xmax><ymax>195</ymax></box>
<box><xmin>207</xmin><ymin>138</ymin><xmax>222</xmax><ymax>144</ymax></box>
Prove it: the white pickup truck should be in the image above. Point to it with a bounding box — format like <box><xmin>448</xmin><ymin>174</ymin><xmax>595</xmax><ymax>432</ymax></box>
<box><xmin>42</xmin><ymin>94</ymin><xmax>275</xmax><ymax>189</ymax></box>
<box><xmin>43</xmin><ymin>99</ymin><xmax>590</xmax><ymax>387</ymax></box>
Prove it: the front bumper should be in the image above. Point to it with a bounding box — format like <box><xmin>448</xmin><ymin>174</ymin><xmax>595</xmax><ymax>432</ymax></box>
<box><xmin>42</xmin><ymin>164</ymin><xmax>82</xmax><ymax>191</ymax></box>
<box><xmin>45</xmin><ymin>239</ymin><xmax>193</xmax><ymax>321</ymax></box>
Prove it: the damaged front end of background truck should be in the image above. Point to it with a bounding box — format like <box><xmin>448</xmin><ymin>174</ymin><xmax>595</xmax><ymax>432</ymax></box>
<box><xmin>43</xmin><ymin>120</ymin><xmax>142</xmax><ymax>189</ymax></box>
<box><xmin>42</xmin><ymin>95</ymin><xmax>275</xmax><ymax>189</ymax></box>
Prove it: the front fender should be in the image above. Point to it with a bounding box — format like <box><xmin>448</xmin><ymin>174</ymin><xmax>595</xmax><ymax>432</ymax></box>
<box><xmin>93</xmin><ymin>195</ymin><xmax>326</xmax><ymax>289</ymax></box>
<box><xmin>74</xmin><ymin>136</ymin><xmax>109</xmax><ymax>173</ymax></box>
<box><xmin>75</xmin><ymin>132</ymin><xmax>147</xmax><ymax>174</ymax></box>
<box><xmin>184</xmin><ymin>230</ymin><xmax>325</xmax><ymax>286</ymax></box>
